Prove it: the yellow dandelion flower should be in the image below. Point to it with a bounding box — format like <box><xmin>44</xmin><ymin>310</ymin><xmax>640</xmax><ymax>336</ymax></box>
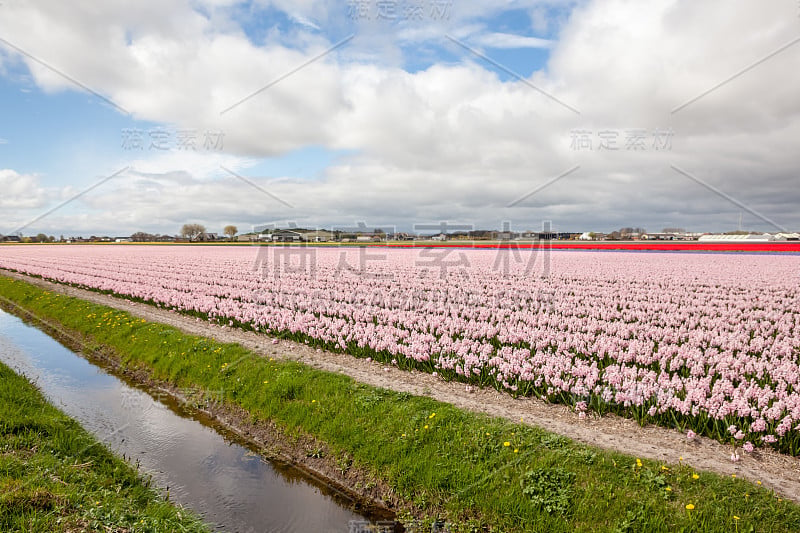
<box><xmin>424</xmin><ymin>425</ymin><xmax>429</xmax><ymax>429</ymax></box>
<box><xmin>733</xmin><ymin>516</ymin><xmax>740</xmax><ymax>520</ymax></box>
<box><xmin>514</xmin><ymin>448</ymin><xmax>519</xmax><ymax>453</ymax></box>
<box><xmin>503</xmin><ymin>441</ymin><xmax>511</xmax><ymax>447</ymax></box>
<box><xmin>429</xmin><ymin>413</ymin><xmax>436</xmax><ymax>419</ymax></box>
<box><xmin>665</xmin><ymin>486</ymin><xmax>672</xmax><ymax>492</ymax></box>
<box><xmin>685</xmin><ymin>504</ymin><xmax>695</xmax><ymax>510</ymax></box>
<box><xmin>692</xmin><ymin>473</ymin><xmax>699</xmax><ymax>480</ymax></box>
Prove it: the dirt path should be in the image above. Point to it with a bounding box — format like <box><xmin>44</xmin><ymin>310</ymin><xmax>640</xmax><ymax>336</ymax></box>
<box><xmin>5</xmin><ymin>270</ymin><xmax>800</xmax><ymax>503</ymax></box>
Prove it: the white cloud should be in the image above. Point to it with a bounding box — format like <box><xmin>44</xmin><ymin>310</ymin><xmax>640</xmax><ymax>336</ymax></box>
<box><xmin>1</xmin><ymin>0</ymin><xmax>799</xmax><ymax>235</ymax></box>
<box><xmin>473</xmin><ymin>32</ymin><xmax>553</xmax><ymax>49</ymax></box>
<box><xmin>122</xmin><ymin>150</ymin><xmax>257</xmax><ymax>181</ymax></box>
<box><xmin>0</xmin><ymin>169</ymin><xmax>52</xmax><ymax>211</ymax></box>
<box><xmin>288</xmin><ymin>12</ymin><xmax>321</xmax><ymax>31</ymax></box>
<box><xmin>0</xmin><ymin>170</ymin><xmax>77</xmax><ymax>236</ymax></box>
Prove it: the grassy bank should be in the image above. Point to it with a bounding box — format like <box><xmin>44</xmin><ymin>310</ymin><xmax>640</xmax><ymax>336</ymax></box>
<box><xmin>0</xmin><ymin>360</ymin><xmax>208</xmax><ymax>532</ymax></box>
<box><xmin>1</xmin><ymin>275</ymin><xmax>799</xmax><ymax>532</ymax></box>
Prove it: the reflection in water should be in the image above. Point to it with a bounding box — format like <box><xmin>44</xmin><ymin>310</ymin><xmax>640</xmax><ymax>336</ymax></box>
<box><xmin>0</xmin><ymin>310</ymin><xmax>386</xmax><ymax>533</ymax></box>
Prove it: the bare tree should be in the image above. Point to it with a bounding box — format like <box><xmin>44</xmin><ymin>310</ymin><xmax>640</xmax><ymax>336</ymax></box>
<box><xmin>224</xmin><ymin>225</ymin><xmax>238</xmax><ymax>241</ymax></box>
<box><xmin>131</xmin><ymin>232</ymin><xmax>156</xmax><ymax>242</ymax></box>
<box><xmin>181</xmin><ymin>223</ymin><xmax>206</xmax><ymax>242</ymax></box>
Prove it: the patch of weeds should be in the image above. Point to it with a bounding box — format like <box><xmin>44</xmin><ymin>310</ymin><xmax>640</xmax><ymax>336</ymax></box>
<box><xmin>640</xmin><ymin>469</ymin><xmax>667</xmax><ymax>491</ymax></box>
<box><xmin>539</xmin><ymin>434</ymin><xmax>570</xmax><ymax>450</ymax></box>
<box><xmin>613</xmin><ymin>503</ymin><xmax>648</xmax><ymax>533</ymax></box>
<box><xmin>336</xmin><ymin>453</ymin><xmax>353</xmax><ymax>475</ymax></box>
<box><xmin>565</xmin><ymin>448</ymin><xmax>597</xmax><ymax>465</ymax></box>
<box><xmin>306</xmin><ymin>446</ymin><xmax>325</xmax><ymax>459</ymax></box>
<box><xmin>356</xmin><ymin>389</ymin><xmax>391</xmax><ymax>408</ymax></box>
<box><xmin>274</xmin><ymin>371</ymin><xmax>302</xmax><ymax>401</ymax></box>
<box><xmin>521</xmin><ymin>467</ymin><xmax>575</xmax><ymax>516</ymax></box>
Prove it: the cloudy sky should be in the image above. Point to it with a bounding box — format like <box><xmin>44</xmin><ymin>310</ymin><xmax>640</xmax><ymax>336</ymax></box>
<box><xmin>1</xmin><ymin>0</ymin><xmax>798</xmax><ymax>237</ymax></box>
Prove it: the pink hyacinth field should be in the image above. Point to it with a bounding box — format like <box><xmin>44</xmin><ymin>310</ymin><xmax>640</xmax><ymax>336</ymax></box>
<box><xmin>2</xmin><ymin>244</ymin><xmax>799</xmax><ymax>455</ymax></box>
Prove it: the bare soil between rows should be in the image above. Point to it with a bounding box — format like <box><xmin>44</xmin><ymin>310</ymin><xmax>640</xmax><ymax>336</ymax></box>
<box><xmin>5</xmin><ymin>270</ymin><xmax>800</xmax><ymax>505</ymax></box>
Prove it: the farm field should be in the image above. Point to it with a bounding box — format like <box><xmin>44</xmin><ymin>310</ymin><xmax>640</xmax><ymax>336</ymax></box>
<box><xmin>1</xmin><ymin>245</ymin><xmax>799</xmax><ymax>456</ymax></box>
<box><xmin>3</xmin><ymin>274</ymin><xmax>800</xmax><ymax>532</ymax></box>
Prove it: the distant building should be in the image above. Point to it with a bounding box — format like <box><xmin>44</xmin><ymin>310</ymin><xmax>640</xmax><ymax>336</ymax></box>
<box><xmin>355</xmin><ymin>235</ymin><xmax>375</xmax><ymax>242</ymax></box>
<box><xmin>302</xmin><ymin>230</ymin><xmax>334</xmax><ymax>242</ymax></box>
<box><xmin>698</xmin><ymin>233</ymin><xmax>776</xmax><ymax>243</ymax></box>
<box><xmin>643</xmin><ymin>232</ymin><xmax>702</xmax><ymax>241</ymax></box>
<box><xmin>643</xmin><ymin>233</ymin><xmax>677</xmax><ymax>240</ymax></box>
<box><xmin>270</xmin><ymin>229</ymin><xmax>303</xmax><ymax>242</ymax></box>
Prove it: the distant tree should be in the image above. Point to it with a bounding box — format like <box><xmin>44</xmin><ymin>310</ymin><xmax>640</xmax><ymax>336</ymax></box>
<box><xmin>59</xmin><ymin>235</ymin><xmax>64</xmax><ymax>242</ymax></box>
<box><xmin>131</xmin><ymin>232</ymin><xmax>157</xmax><ymax>242</ymax></box>
<box><xmin>35</xmin><ymin>233</ymin><xmax>48</xmax><ymax>243</ymax></box>
<box><xmin>180</xmin><ymin>223</ymin><xmax>206</xmax><ymax>242</ymax></box>
<box><xmin>48</xmin><ymin>236</ymin><xmax>55</xmax><ymax>242</ymax></box>
<box><xmin>223</xmin><ymin>225</ymin><xmax>238</xmax><ymax>241</ymax></box>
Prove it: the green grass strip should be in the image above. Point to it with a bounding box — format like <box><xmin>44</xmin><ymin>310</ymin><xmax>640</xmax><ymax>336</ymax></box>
<box><xmin>1</xmin><ymin>274</ymin><xmax>799</xmax><ymax>532</ymax></box>
<box><xmin>0</xmin><ymin>356</ymin><xmax>208</xmax><ymax>532</ymax></box>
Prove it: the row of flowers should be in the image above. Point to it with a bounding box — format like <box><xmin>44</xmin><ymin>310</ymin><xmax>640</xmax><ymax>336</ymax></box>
<box><xmin>2</xmin><ymin>245</ymin><xmax>799</xmax><ymax>453</ymax></box>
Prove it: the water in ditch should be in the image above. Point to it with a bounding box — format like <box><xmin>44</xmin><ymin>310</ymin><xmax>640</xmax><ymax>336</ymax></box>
<box><xmin>0</xmin><ymin>309</ymin><xmax>395</xmax><ymax>533</ymax></box>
